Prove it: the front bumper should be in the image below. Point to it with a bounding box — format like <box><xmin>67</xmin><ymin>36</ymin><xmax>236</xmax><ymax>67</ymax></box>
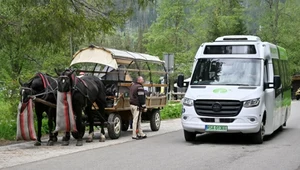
<box><xmin>181</xmin><ymin>106</ymin><xmax>261</xmax><ymax>134</ymax></box>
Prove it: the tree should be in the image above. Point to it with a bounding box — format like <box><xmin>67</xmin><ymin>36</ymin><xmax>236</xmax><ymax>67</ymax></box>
<box><xmin>0</xmin><ymin>0</ymin><xmax>155</xmax><ymax>115</ymax></box>
<box><xmin>144</xmin><ymin>0</ymin><xmax>195</xmax><ymax>77</ymax></box>
<box><xmin>253</xmin><ymin>0</ymin><xmax>300</xmax><ymax>73</ymax></box>
<box><xmin>0</xmin><ymin>0</ymin><xmax>154</xmax><ymax>95</ymax></box>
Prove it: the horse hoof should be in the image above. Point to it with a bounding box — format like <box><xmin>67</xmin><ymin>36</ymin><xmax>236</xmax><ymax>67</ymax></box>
<box><xmin>99</xmin><ymin>135</ymin><xmax>106</xmax><ymax>142</ymax></box>
<box><xmin>34</xmin><ymin>141</ymin><xmax>41</xmax><ymax>146</ymax></box>
<box><xmin>76</xmin><ymin>140</ymin><xmax>83</xmax><ymax>146</ymax></box>
<box><xmin>86</xmin><ymin>138</ymin><xmax>93</xmax><ymax>143</ymax></box>
<box><xmin>62</xmin><ymin>136</ymin><xmax>70</xmax><ymax>141</ymax></box>
<box><xmin>86</xmin><ymin>133</ymin><xmax>94</xmax><ymax>143</ymax></box>
<box><xmin>47</xmin><ymin>140</ymin><xmax>54</xmax><ymax>146</ymax></box>
<box><xmin>62</xmin><ymin>141</ymin><xmax>69</xmax><ymax>146</ymax></box>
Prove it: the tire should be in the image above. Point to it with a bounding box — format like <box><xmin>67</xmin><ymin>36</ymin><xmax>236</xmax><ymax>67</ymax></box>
<box><xmin>297</xmin><ymin>96</ymin><xmax>299</xmax><ymax>100</ymax></box>
<box><xmin>72</xmin><ymin>124</ymin><xmax>85</xmax><ymax>139</ymax></box>
<box><xmin>121</xmin><ymin>120</ymin><xmax>130</xmax><ymax>131</ymax></box>
<box><xmin>184</xmin><ymin>130</ymin><xmax>196</xmax><ymax>142</ymax></box>
<box><xmin>107</xmin><ymin>113</ymin><xmax>121</xmax><ymax>139</ymax></box>
<box><xmin>150</xmin><ymin>109</ymin><xmax>161</xmax><ymax>131</ymax></box>
<box><xmin>251</xmin><ymin>123</ymin><xmax>265</xmax><ymax>144</ymax></box>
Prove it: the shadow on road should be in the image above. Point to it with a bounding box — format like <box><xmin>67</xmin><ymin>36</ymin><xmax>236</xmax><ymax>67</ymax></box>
<box><xmin>189</xmin><ymin>126</ymin><xmax>291</xmax><ymax>145</ymax></box>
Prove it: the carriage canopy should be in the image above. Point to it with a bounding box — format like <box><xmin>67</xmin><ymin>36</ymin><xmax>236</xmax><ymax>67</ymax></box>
<box><xmin>70</xmin><ymin>45</ymin><xmax>167</xmax><ymax>86</ymax></box>
<box><xmin>71</xmin><ymin>45</ymin><xmax>164</xmax><ymax>68</ymax></box>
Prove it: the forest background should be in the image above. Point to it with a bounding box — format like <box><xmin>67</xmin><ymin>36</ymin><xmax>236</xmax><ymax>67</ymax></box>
<box><xmin>0</xmin><ymin>0</ymin><xmax>299</xmax><ymax>140</ymax></box>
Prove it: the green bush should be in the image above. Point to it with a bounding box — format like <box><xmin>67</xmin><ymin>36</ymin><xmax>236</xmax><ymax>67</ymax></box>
<box><xmin>0</xmin><ymin>119</ymin><xmax>17</xmax><ymax>140</ymax></box>
<box><xmin>41</xmin><ymin>118</ymin><xmax>50</xmax><ymax>134</ymax></box>
<box><xmin>0</xmin><ymin>91</ymin><xmax>50</xmax><ymax>140</ymax></box>
<box><xmin>160</xmin><ymin>102</ymin><xmax>182</xmax><ymax>120</ymax></box>
<box><xmin>0</xmin><ymin>93</ymin><xmax>17</xmax><ymax>140</ymax></box>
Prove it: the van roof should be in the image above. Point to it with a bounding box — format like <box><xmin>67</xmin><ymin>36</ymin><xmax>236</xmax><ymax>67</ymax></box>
<box><xmin>215</xmin><ymin>35</ymin><xmax>261</xmax><ymax>42</ymax></box>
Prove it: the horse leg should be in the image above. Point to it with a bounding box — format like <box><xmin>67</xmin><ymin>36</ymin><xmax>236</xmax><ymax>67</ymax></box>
<box><xmin>47</xmin><ymin>108</ymin><xmax>57</xmax><ymax>146</ymax></box>
<box><xmin>74</xmin><ymin>105</ymin><xmax>83</xmax><ymax>146</ymax></box>
<box><xmin>86</xmin><ymin>106</ymin><xmax>94</xmax><ymax>143</ymax></box>
<box><xmin>51</xmin><ymin>108</ymin><xmax>58</xmax><ymax>142</ymax></box>
<box><xmin>99</xmin><ymin>123</ymin><xmax>106</xmax><ymax>142</ymax></box>
<box><xmin>96</xmin><ymin>100</ymin><xmax>106</xmax><ymax>142</ymax></box>
<box><xmin>62</xmin><ymin>132</ymin><xmax>70</xmax><ymax>146</ymax></box>
<box><xmin>61</xmin><ymin>106</ymin><xmax>71</xmax><ymax>146</ymax></box>
<box><xmin>34</xmin><ymin>108</ymin><xmax>43</xmax><ymax>146</ymax></box>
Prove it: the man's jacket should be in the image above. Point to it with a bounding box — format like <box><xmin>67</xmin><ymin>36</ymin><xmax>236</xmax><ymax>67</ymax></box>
<box><xmin>129</xmin><ymin>82</ymin><xmax>146</xmax><ymax>107</ymax></box>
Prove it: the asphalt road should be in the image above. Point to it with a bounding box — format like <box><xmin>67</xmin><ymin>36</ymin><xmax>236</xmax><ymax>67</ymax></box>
<box><xmin>2</xmin><ymin>101</ymin><xmax>300</xmax><ymax>170</ymax></box>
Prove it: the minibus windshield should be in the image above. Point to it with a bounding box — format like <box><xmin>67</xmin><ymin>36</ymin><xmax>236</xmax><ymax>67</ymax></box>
<box><xmin>191</xmin><ymin>58</ymin><xmax>262</xmax><ymax>86</ymax></box>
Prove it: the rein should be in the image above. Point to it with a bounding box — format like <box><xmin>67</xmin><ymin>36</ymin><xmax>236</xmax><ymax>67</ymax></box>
<box><xmin>21</xmin><ymin>73</ymin><xmax>58</xmax><ymax>104</ymax></box>
<box><xmin>29</xmin><ymin>88</ymin><xmax>57</xmax><ymax>100</ymax></box>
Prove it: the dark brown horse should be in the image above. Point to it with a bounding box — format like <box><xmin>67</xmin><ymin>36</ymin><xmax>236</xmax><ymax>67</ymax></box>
<box><xmin>19</xmin><ymin>72</ymin><xmax>68</xmax><ymax>146</ymax></box>
<box><xmin>56</xmin><ymin>69</ymin><xmax>107</xmax><ymax>146</ymax></box>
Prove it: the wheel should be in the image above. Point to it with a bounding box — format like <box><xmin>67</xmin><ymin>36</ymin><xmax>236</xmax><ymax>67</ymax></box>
<box><xmin>121</xmin><ymin>120</ymin><xmax>130</xmax><ymax>131</ymax></box>
<box><xmin>297</xmin><ymin>96</ymin><xmax>299</xmax><ymax>100</ymax></box>
<box><xmin>251</xmin><ymin>122</ymin><xmax>265</xmax><ymax>144</ymax></box>
<box><xmin>150</xmin><ymin>109</ymin><xmax>161</xmax><ymax>131</ymax></box>
<box><xmin>184</xmin><ymin>130</ymin><xmax>196</xmax><ymax>142</ymax></box>
<box><xmin>107</xmin><ymin>113</ymin><xmax>121</xmax><ymax>139</ymax></box>
<box><xmin>71</xmin><ymin>124</ymin><xmax>85</xmax><ymax>139</ymax></box>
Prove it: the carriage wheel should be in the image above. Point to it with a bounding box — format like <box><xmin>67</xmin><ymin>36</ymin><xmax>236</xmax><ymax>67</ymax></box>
<box><xmin>107</xmin><ymin>113</ymin><xmax>121</xmax><ymax>139</ymax></box>
<box><xmin>71</xmin><ymin>124</ymin><xmax>86</xmax><ymax>139</ymax></box>
<box><xmin>150</xmin><ymin>109</ymin><xmax>161</xmax><ymax>131</ymax></box>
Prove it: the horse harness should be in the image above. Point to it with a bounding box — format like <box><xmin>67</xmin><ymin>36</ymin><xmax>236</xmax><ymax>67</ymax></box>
<box><xmin>22</xmin><ymin>72</ymin><xmax>57</xmax><ymax>102</ymax></box>
<box><xmin>69</xmin><ymin>74</ymin><xmax>107</xmax><ymax>121</ymax></box>
<box><xmin>70</xmin><ymin>74</ymin><xmax>98</xmax><ymax>109</ymax></box>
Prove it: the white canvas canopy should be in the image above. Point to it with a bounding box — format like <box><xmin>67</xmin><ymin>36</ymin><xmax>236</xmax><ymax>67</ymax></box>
<box><xmin>71</xmin><ymin>45</ymin><xmax>163</xmax><ymax>69</ymax></box>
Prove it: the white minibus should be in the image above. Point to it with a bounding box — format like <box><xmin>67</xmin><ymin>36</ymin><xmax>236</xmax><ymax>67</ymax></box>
<box><xmin>178</xmin><ymin>35</ymin><xmax>291</xmax><ymax>144</ymax></box>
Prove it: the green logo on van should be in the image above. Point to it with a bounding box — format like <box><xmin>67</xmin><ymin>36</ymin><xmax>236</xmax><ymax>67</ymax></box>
<box><xmin>213</xmin><ymin>88</ymin><xmax>228</xmax><ymax>93</ymax></box>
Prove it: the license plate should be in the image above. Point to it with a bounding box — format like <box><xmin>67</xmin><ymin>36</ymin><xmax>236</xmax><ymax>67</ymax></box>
<box><xmin>205</xmin><ymin>125</ymin><xmax>228</xmax><ymax>132</ymax></box>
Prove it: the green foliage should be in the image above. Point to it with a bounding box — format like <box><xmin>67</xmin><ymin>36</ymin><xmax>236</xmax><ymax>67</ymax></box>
<box><xmin>144</xmin><ymin>0</ymin><xmax>248</xmax><ymax>78</ymax></box>
<box><xmin>160</xmin><ymin>102</ymin><xmax>182</xmax><ymax>120</ymax></box>
<box><xmin>40</xmin><ymin>118</ymin><xmax>49</xmax><ymax>135</ymax></box>
<box><xmin>0</xmin><ymin>120</ymin><xmax>16</xmax><ymax>140</ymax></box>
<box><xmin>0</xmin><ymin>93</ymin><xmax>17</xmax><ymax>140</ymax></box>
<box><xmin>246</xmin><ymin>0</ymin><xmax>300</xmax><ymax>74</ymax></box>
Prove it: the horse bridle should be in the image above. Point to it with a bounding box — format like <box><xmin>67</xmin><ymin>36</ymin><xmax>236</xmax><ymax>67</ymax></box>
<box><xmin>21</xmin><ymin>73</ymin><xmax>57</xmax><ymax>102</ymax></box>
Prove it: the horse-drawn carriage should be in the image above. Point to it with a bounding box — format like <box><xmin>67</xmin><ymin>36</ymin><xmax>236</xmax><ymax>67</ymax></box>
<box><xmin>70</xmin><ymin>45</ymin><xmax>168</xmax><ymax>139</ymax></box>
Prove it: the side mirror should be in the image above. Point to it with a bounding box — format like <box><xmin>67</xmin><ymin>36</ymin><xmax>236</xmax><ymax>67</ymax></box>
<box><xmin>274</xmin><ymin>75</ymin><xmax>281</xmax><ymax>89</ymax></box>
<box><xmin>177</xmin><ymin>74</ymin><xmax>184</xmax><ymax>88</ymax></box>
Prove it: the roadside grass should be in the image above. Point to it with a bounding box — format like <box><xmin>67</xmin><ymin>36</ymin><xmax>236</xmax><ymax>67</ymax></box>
<box><xmin>160</xmin><ymin>101</ymin><xmax>182</xmax><ymax>120</ymax></box>
<box><xmin>0</xmin><ymin>94</ymin><xmax>17</xmax><ymax>140</ymax></box>
<box><xmin>0</xmin><ymin>92</ymin><xmax>49</xmax><ymax>141</ymax></box>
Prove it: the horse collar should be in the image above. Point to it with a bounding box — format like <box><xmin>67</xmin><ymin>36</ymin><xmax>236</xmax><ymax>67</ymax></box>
<box><xmin>71</xmin><ymin>75</ymin><xmax>88</xmax><ymax>89</ymax></box>
<box><xmin>37</xmin><ymin>73</ymin><xmax>50</xmax><ymax>88</ymax></box>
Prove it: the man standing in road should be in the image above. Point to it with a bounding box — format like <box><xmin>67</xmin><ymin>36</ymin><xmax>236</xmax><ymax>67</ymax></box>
<box><xmin>130</xmin><ymin>76</ymin><xmax>147</xmax><ymax>140</ymax></box>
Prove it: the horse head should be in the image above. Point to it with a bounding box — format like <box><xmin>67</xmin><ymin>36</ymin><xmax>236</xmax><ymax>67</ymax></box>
<box><xmin>20</xmin><ymin>81</ymin><xmax>33</xmax><ymax>103</ymax></box>
<box><xmin>19</xmin><ymin>76</ymin><xmax>36</xmax><ymax>103</ymax></box>
<box><xmin>56</xmin><ymin>68</ymin><xmax>76</xmax><ymax>93</ymax></box>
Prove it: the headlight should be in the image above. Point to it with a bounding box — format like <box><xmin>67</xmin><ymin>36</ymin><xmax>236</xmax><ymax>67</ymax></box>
<box><xmin>244</xmin><ymin>98</ymin><xmax>260</xmax><ymax>108</ymax></box>
<box><xmin>183</xmin><ymin>97</ymin><xmax>194</xmax><ymax>106</ymax></box>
